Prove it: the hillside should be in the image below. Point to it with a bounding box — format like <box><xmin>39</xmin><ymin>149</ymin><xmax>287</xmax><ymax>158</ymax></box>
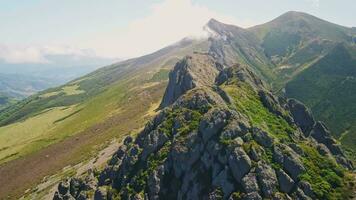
<box><xmin>1</xmin><ymin>11</ymin><xmax>356</xmax><ymax>199</ymax></box>
<box><xmin>248</xmin><ymin>11</ymin><xmax>356</xmax><ymax>159</ymax></box>
<box><xmin>285</xmin><ymin>44</ymin><xmax>356</xmax><ymax>160</ymax></box>
<box><xmin>0</xmin><ymin>93</ymin><xmax>15</xmax><ymax>110</ymax></box>
<box><xmin>0</xmin><ymin>38</ymin><xmax>209</xmax><ymax>199</ymax></box>
<box><xmin>53</xmin><ymin>54</ymin><xmax>354</xmax><ymax>200</ymax></box>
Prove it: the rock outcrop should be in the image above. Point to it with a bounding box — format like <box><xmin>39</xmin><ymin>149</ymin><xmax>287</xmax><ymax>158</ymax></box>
<box><xmin>53</xmin><ymin>54</ymin><xmax>353</xmax><ymax>200</ymax></box>
<box><xmin>159</xmin><ymin>54</ymin><xmax>223</xmax><ymax>108</ymax></box>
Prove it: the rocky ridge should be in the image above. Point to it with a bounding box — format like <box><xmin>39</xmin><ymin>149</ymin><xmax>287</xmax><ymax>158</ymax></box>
<box><xmin>53</xmin><ymin>53</ymin><xmax>354</xmax><ymax>200</ymax></box>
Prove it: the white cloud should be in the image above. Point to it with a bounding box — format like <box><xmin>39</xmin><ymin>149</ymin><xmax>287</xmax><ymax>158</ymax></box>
<box><xmin>0</xmin><ymin>0</ymin><xmax>253</xmax><ymax>64</ymax></box>
<box><xmin>80</xmin><ymin>0</ymin><xmax>247</xmax><ymax>58</ymax></box>
<box><xmin>0</xmin><ymin>45</ymin><xmax>49</xmax><ymax>64</ymax></box>
<box><xmin>0</xmin><ymin>44</ymin><xmax>98</xmax><ymax>64</ymax></box>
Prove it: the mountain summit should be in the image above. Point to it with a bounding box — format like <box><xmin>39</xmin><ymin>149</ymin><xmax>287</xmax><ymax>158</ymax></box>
<box><xmin>1</xmin><ymin>11</ymin><xmax>356</xmax><ymax>200</ymax></box>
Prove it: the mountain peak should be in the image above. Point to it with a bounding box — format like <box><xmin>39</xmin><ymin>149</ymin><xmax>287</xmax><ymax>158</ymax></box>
<box><xmin>205</xmin><ymin>18</ymin><xmax>244</xmax><ymax>35</ymax></box>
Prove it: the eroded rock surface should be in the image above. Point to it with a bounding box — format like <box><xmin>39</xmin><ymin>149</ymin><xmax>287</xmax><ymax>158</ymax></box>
<box><xmin>53</xmin><ymin>54</ymin><xmax>353</xmax><ymax>200</ymax></box>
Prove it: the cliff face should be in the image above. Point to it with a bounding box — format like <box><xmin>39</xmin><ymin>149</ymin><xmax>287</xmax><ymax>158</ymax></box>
<box><xmin>54</xmin><ymin>54</ymin><xmax>354</xmax><ymax>200</ymax></box>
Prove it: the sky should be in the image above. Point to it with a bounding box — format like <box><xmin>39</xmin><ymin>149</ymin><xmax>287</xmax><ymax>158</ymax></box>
<box><xmin>0</xmin><ymin>0</ymin><xmax>355</xmax><ymax>63</ymax></box>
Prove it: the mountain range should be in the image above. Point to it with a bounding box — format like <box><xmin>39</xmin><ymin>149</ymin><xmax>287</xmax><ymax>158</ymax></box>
<box><xmin>0</xmin><ymin>53</ymin><xmax>116</xmax><ymax>109</ymax></box>
<box><xmin>0</xmin><ymin>11</ymin><xmax>355</xmax><ymax>199</ymax></box>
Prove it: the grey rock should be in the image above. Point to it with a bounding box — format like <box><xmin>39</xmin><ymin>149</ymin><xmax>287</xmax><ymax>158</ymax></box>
<box><xmin>310</xmin><ymin>122</ymin><xmax>347</xmax><ymax>162</ymax></box>
<box><xmin>53</xmin><ymin>192</ymin><xmax>63</xmax><ymax>200</ymax></box>
<box><xmin>94</xmin><ymin>187</ymin><xmax>107</xmax><ymax>200</ymax></box>
<box><xmin>228</xmin><ymin>147</ymin><xmax>252</xmax><ymax>182</ymax></box>
<box><xmin>199</xmin><ymin>108</ymin><xmax>230</xmax><ymax>142</ymax></box>
<box><xmin>160</xmin><ymin>54</ymin><xmax>220</xmax><ymax>108</ymax></box>
<box><xmin>316</xmin><ymin>143</ymin><xmax>331</xmax><ymax>156</ymax></box>
<box><xmin>258</xmin><ymin>90</ymin><xmax>285</xmax><ymax>118</ymax></box>
<box><xmin>58</xmin><ymin>180</ymin><xmax>70</xmax><ymax>195</ymax></box>
<box><xmin>298</xmin><ymin>181</ymin><xmax>314</xmax><ymax>198</ymax></box>
<box><xmin>295</xmin><ymin>188</ymin><xmax>312</xmax><ymax>200</ymax></box>
<box><xmin>272</xmin><ymin>146</ymin><xmax>284</xmax><ymax>165</ymax></box>
<box><xmin>288</xmin><ymin>99</ymin><xmax>315</xmax><ymax>136</ymax></box>
<box><xmin>252</xmin><ymin>128</ymin><xmax>274</xmax><ymax>148</ymax></box>
<box><xmin>272</xmin><ymin>193</ymin><xmax>293</xmax><ymax>200</ymax></box>
<box><xmin>148</xmin><ymin>165</ymin><xmax>165</xmax><ymax>200</ymax></box>
<box><xmin>256</xmin><ymin>162</ymin><xmax>278</xmax><ymax>198</ymax></box>
<box><xmin>123</xmin><ymin>136</ymin><xmax>133</xmax><ymax>145</ymax></box>
<box><xmin>140</xmin><ymin>130</ymin><xmax>169</xmax><ymax>160</ymax></box>
<box><xmin>335</xmin><ymin>155</ymin><xmax>354</xmax><ymax>170</ymax></box>
<box><xmin>276</xmin><ymin>169</ymin><xmax>295</xmax><ymax>193</ymax></box>
<box><xmin>241</xmin><ymin>172</ymin><xmax>259</xmax><ymax>193</ymax></box>
<box><xmin>288</xmin><ymin>143</ymin><xmax>304</xmax><ymax>156</ymax></box>
<box><xmin>283</xmin><ymin>152</ymin><xmax>305</xmax><ymax>181</ymax></box>
<box><xmin>242</xmin><ymin>192</ymin><xmax>262</xmax><ymax>200</ymax></box>
<box><xmin>212</xmin><ymin>166</ymin><xmax>235</xmax><ymax>198</ymax></box>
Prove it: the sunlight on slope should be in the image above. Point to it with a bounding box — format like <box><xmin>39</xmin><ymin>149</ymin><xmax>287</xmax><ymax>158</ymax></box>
<box><xmin>0</xmin><ymin>105</ymin><xmax>79</xmax><ymax>164</ymax></box>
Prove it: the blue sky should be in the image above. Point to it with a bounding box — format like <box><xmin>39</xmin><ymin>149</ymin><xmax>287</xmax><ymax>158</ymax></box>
<box><xmin>0</xmin><ymin>0</ymin><xmax>355</xmax><ymax>62</ymax></box>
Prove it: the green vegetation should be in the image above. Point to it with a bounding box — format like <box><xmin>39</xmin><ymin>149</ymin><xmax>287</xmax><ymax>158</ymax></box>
<box><xmin>262</xmin><ymin>30</ymin><xmax>301</xmax><ymax>57</ymax></box>
<box><xmin>147</xmin><ymin>68</ymin><xmax>170</xmax><ymax>82</ymax></box>
<box><xmin>223</xmin><ymin>83</ymin><xmax>294</xmax><ymax>142</ymax></box>
<box><xmin>299</xmin><ymin>144</ymin><xmax>353</xmax><ymax>200</ymax></box>
<box><xmin>0</xmin><ymin>105</ymin><xmax>78</xmax><ymax>163</ymax></box>
<box><xmin>285</xmin><ymin>44</ymin><xmax>356</xmax><ymax>158</ymax></box>
<box><xmin>223</xmin><ymin>77</ymin><xmax>353</xmax><ymax>199</ymax></box>
<box><xmin>0</xmin><ymin>94</ymin><xmax>15</xmax><ymax>111</ymax></box>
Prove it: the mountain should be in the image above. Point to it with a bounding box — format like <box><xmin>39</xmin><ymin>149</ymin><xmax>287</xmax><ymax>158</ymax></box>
<box><xmin>1</xmin><ymin>11</ymin><xmax>356</xmax><ymax>199</ymax></box>
<box><xmin>0</xmin><ymin>38</ymin><xmax>209</xmax><ymax>199</ymax></box>
<box><xmin>248</xmin><ymin>11</ymin><xmax>356</xmax><ymax>160</ymax></box>
<box><xmin>53</xmin><ymin>54</ymin><xmax>354</xmax><ymax>200</ymax></box>
<box><xmin>0</xmin><ymin>73</ymin><xmax>60</xmax><ymax>99</ymax></box>
<box><xmin>0</xmin><ymin>53</ymin><xmax>117</xmax><ymax>99</ymax></box>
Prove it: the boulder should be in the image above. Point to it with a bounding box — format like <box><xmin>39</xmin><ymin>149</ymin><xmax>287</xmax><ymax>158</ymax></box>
<box><xmin>228</xmin><ymin>147</ymin><xmax>252</xmax><ymax>182</ymax></box>
<box><xmin>256</xmin><ymin>162</ymin><xmax>278</xmax><ymax>198</ymax></box>
<box><xmin>212</xmin><ymin>166</ymin><xmax>235</xmax><ymax>198</ymax></box>
<box><xmin>148</xmin><ymin>165</ymin><xmax>165</xmax><ymax>200</ymax></box>
<box><xmin>283</xmin><ymin>152</ymin><xmax>305</xmax><ymax>181</ymax></box>
<box><xmin>140</xmin><ymin>130</ymin><xmax>169</xmax><ymax>160</ymax></box>
<box><xmin>199</xmin><ymin>108</ymin><xmax>230</xmax><ymax>142</ymax></box>
<box><xmin>241</xmin><ymin>172</ymin><xmax>259</xmax><ymax>193</ymax></box>
<box><xmin>276</xmin><ymin>169</ymin><xmax>295</xmax><ymax>193</ymax></box>
<box><xmin>288</xmin><ymin>99</ymin><xmax>315</xmax><ymax>136</ymax></box>
<box><xmin>252</xmin><ymin>128</ymin><xmax>274</xmax><ymax>148</ymax></box>
<box><xmin>298</xmin><ymin>181</ymin><xmax>314</xmax><ymax>198</ymax></box>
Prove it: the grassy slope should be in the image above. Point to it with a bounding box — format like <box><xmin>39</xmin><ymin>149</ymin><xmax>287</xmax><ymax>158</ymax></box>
<box><xmin>249</xmin><ymin>12</ymin><xmax>356</xmax><ymax>161</ymax></box>
<box><xmin>285</xmin><ymin>44</ymin><xmax>356</xmax><ymax>160</ymax></box>
<box><xmin>0</xmin><ymin>39</ymin><xmax>209</xmax><ymax>199</ymax></box>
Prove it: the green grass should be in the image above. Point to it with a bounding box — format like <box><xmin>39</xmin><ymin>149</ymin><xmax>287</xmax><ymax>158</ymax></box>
<box><xmin>299</xmin><ymin>143</ymin><xmax>353</xmax><ymax>200</ymax></box>
<box><xmin>222</xmin><ymin>77</ymin><xmax>353</xmax><ymax>199</ymax></box>
<box><xmin>222</xmin><ymin>83</ymin><xmax>294</xmax><ymax>142</ymax></box>
<box><xmin>147</xmin><ymin>68</ymin><xmax>170</xmax><ymax>82</ymax></box>
<box><xmin>0</xmin><ymin>105</ymin><xmax>79</xmax><ymax>164</ymax></box>
<box><xmin>285</xmin><ymin>44</ymin><xmax>356</xmax><ymax>159</ymax></box>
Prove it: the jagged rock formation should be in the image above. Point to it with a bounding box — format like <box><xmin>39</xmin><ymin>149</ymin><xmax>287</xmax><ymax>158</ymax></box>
<box><xmin>54</xmin><ymin>54</ymin><xmax>354</xmax><ymax>200</ymax></box>
<box><xmin>159</xmin><ymin>54</ymin><xmax>223</xmax><ymax>108</ymax></box>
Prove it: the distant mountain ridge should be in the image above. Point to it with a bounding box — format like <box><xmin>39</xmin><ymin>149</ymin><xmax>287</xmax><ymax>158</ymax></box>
<box><xmin>1</xmin><ymin>11</ymin><xmax>356</xmax><ymax>199</ymax></box>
